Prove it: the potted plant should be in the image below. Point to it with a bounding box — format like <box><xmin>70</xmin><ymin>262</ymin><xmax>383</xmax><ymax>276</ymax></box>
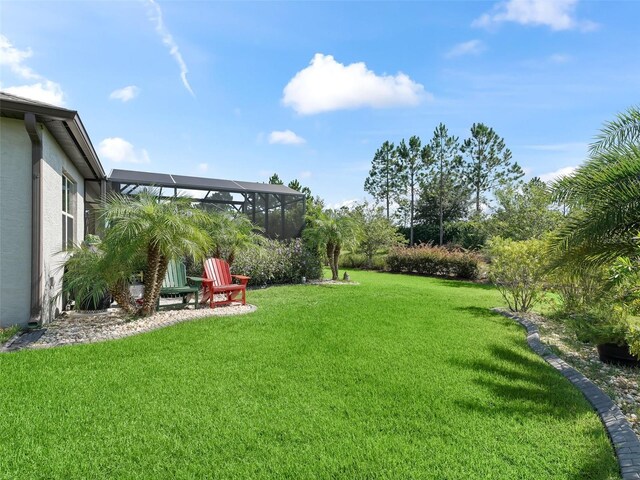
<box><xmin>570</xmin><ymin>310</ymin><xmax>640</xmax><ymax>367</ymax></box>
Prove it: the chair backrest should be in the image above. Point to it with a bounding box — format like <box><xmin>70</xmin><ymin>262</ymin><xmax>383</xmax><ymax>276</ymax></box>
<box><xmin>163</xmin><ymin>259</ymin><xmax>187</xmax><ymax>288</ymax></box>
<box><xmin>203</xmin><ymin>258</ymin><xmax>233</xmax><ymax>286</ymax></box>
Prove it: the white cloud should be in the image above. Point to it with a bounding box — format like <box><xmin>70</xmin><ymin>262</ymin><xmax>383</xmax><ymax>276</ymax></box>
<box><xmin>145</xmin><ymin>0</ymin><xmax>194</xmax><ymax>96</ymax></box>
<box><xmin>268</xmin><ymin>130</ymin><xmax>306</xmax><ymax>145</ymax></box>
<box><xmin>473</xmin><ymin>0</ymin><xmax>597</xmax><ymax>31</ymax></box>
<box><xmin>109</xmin><ymin>85</ymin><xmax>140</xmax><ymax>102</ymax></box>
<box><xmin>282</xmin><ymin>53</ymin><xmax>427</xmax><ymax>115</ymax></box>
<box><xmin>3</xmin><ymin>81</ymin><xmax>65</xmax><ymax>106</ymax></box>
<box><xmin>0</xmin><ymin>35</ymin><xmax>65</xmax><ymax>106</ymax></box>
<box><xmin>328</xmin><ymin>198</ymin><xmax>360</xmax><ymax>210</ymax></box>
<box><xmin>198</xmin><ymin>163</ymin><xmax>208</xmax><ymax>172</ymax></box>
<box><xmin>97</xmin><ymin>137</ymin><xmax>150</xmax><ymax>164</ymax></box>
<box><xmin>299</xmin><ymin>170</ymin><xmax>312</xmax><ymax>179</ymax></box>
<box><xmin>445</xmin><ymin>40</ymin><xmax>486</xmax><ymax>58</ymax></box>
<box><xmin>538</xmin><ymin>166</ymin><xmax>577</xmax><ymax>183</ymax></box>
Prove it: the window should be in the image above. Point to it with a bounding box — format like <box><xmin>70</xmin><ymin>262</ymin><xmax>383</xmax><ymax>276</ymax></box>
<box><xmin>62</xmin><ymin>174</ymin><xmax>75</xmax><ymax>250</ymax></box>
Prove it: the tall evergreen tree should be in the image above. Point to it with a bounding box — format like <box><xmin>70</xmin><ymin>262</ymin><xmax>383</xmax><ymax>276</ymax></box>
<box><xmin>461</xmin><ymin>123</ymin><xmax>524</xmax><ymax>213</ymax></box>
<box><xmin>424</xmin><ymin>123</ymin><xmax>466</xmax><ymax>245</ymax></box>
<box><xmin>397</xmin><ymin>136</ymin><xmax>429</xmax><ymax>246</ymax></box>
<box><xmin>268</xmin><ymin>173</ymin><xmax>284</xmax><ymax>185</ymax></box>
<box><xmin>364</xmin><ymin>141</ymin><xmax>401</xmax><ymax>221</ymax></box>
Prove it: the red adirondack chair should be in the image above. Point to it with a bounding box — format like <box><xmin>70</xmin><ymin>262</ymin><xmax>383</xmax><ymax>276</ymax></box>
<box><xmin>201</xmin><ymin>258</ymin><xmax>250</xmax><ymax>308</ymax></box>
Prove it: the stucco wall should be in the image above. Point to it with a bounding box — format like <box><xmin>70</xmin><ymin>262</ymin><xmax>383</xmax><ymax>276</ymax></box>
<box><xmin>0</xmin><ymin>118</ymin><xmax>87</xmax><ymax>327</ymax></box>
<box><xmin>0</xmin><ymin>117</ymin><xmax>32</xmax><ymax>328</ymax></box>
<box><xmin>41</xmin><ymin>127</ymin><xmax>85</xmax><ymax>323</ymax></box>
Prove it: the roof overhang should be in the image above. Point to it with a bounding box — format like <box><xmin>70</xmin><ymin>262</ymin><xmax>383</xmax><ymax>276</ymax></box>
<box><xmin>0</xmin><ymin>92</ymin><xmax>106</xmax><ymax>181</ymax></box>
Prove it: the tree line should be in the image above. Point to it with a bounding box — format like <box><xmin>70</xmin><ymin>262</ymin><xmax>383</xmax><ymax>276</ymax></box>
<box><xmin>364</xmin><ymin>123</ymin><xmax>524</xmax><ymax>245</ymax></box>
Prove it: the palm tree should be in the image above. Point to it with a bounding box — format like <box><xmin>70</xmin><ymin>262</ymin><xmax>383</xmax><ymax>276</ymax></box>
<box><xmin>304</xmin><ymin>211</ymin><xmax>356</xmax><ymax>281</ymax></box>
<box><xmin>590</xmin><ymin>105</ymin><xmax>640</xmax><ymax>155</ymax></box>
<box><xmin>205</xmin><ymin>211</ymin><xmax>258</xmax><ymax>265</ymax></box>
<box><xmin>550</xmin><ymin>107</ymin><xmax>640</xmax><ymax>266</ymax></box>
<box><xmin>102</xmin><ymin>191</ymin><xmax>211</xmax><ymax>316</ymax></box>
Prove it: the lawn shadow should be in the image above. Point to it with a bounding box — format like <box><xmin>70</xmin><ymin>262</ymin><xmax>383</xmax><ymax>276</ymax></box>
<box><xmin>451</xmin><ymin>343</ymin><xmax>596</xmax><ymax>420</ymax></box>
<box><xmin>451</xmin><ymin>341</ymin><xmax>619</xmax><ymax>478</ymax></box>
<box><xmin>430</xmin><ymin>277</ymin><xmax>495</xmax><ymax>290</ymax></box>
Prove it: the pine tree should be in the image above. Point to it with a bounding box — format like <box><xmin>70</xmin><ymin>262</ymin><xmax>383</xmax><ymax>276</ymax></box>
<box><xmin>364</xmin><ymin>141</ymin><xmax>401</xmax><ymax>221</ymax></box>
<box><xmin>268</xmin><ymin>173</ymin><xmax>284</xmax><ymax>185</ymax></box>
<box><xmin>397</xmin><ymin>136</ymin><xmax>428</xmax><ymax>246</ymax></box>
<box><xmin>461</xmin><ymin>123</ymin><xmax>523</xmax><ymax>214</ymax></box>
<box><xmin>424</xmin><ymin>123</ymin><xmax>467</xmax><ymax>245</ymax></box>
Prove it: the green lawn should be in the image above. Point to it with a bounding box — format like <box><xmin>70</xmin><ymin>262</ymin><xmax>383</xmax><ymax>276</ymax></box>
<box><xmin>0</xmin><ymin>271</ymin><xmax>619</xmax><ymax>479</ymax></box>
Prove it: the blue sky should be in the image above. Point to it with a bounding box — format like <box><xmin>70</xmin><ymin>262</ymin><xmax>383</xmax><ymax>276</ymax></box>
<box><xmin>1</xmin><ymin>0</ymin><xmax>638</xmax><ymax>206</ymax></box>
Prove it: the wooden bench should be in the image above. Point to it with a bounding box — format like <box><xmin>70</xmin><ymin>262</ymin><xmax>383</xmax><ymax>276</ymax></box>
<box><xmin>158</xmin><ymin>259</ymin><xmax>202</xmax><ymax>309</ymax></box>
<box><xmin>201</xmin><ymin>258</ymin><xmax>250</xmax><ymax>308</ymax></box>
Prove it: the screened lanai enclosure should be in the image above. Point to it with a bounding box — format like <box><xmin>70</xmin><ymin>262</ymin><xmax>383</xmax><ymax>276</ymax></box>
<box><xmin>107</xmin><ymin>169</ymin><xmax>306</xmax><ymax>239</ymax></box>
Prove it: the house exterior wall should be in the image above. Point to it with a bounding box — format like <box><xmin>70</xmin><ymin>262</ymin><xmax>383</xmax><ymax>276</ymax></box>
<box><xmin>0</xmin><ymin>117</ymin><xmax>87</xmax><ymax>327</ymax></box>
<box><xmin>0</xmin><ymin>117</ymin><xmax>32</xmax><ymax>328</ymax></box>
<box><xmin>41</xmin><ymin>127</ymin><xmax>85</xmax><ymax>323</ymax></box>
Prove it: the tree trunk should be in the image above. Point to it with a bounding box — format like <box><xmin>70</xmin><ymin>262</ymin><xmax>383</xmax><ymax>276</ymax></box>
<box><xmin>439</xmin><ymin>157</ymin><xmax>444</xmax><ymax>245</ymax></box>
<box><xmin>333</xmin><ymin>245</ymin><xmax>341</xmax><ymax>281</ymax></box>
<box><xmin>148</xmin><ymin>255</ymin><xmax>169</xmax><ymax>315</ymax></box>
<box><xmin>409</xmin><ymin>177</ymin><xmax>415</xmax><ymax>246</ymax></box>
<box><xmin>111</xmin><ymin>280</ymin><xmax>134</xmax><ymax>314</ymax></box>
<box><xmin>141</xmin><ymin>244</ymin><xmax>161</xmax><ymax>316</ymax></box>
<box><xmin>475</xmin><ymin>184</ymin><xmax>481</xmax><ymax>214</ymax></box>
<box><xmin>326</xmin><ymin>243</ymin><xmax>336</xmax><ymax>281</ymax></box>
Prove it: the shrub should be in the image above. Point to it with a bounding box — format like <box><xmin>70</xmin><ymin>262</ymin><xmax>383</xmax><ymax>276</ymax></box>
<box><xmin>487</xmin><ymin>238</ymin><xmax>547</xmax><ymax>312</ymax></box>
<box><xmin>231</xmin><ymin>238</ymin><xmax>322</xmax><ymax>286</ymax></box>
<box><xmin>341</xmin><ymin>253</ymin><xmax>387</xmax><ymax>271</ymax></box>
<box><xmin>386</xmin><ymin>245</ymin><xmax>481</xmax><ymax>280</ymax></box>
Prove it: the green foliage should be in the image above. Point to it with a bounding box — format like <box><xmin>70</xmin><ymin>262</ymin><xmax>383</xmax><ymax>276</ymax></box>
<box><xmin>303</xmin><ymin>209</ymin><xmax>358</xmax><ymax>280</ymax></box>
<box><xmin>423</xmin><ymin>123</ymin><xmax>468</xmax><ymax>245</ymax></box>
<box><xmin>347</xmin><ymin>202</ymin><xmax>406</xmax><ymax>268</ymax></box>
<box><xmin>364</xmin><ymin>141</ymin><xmax>402</xmax><ymax>220</ymax></box>
<box><xmin>461</xmin><ymin>123</ymin><xmax>524</xmax><ymax>213</ymax></box>
<box><xmin>488</xmin><ymin>178</ymin><xmax>563</xmax><ymax>241</ymax></box>
<box><xmin>396</xmin><ymin>136</ymin><xmax>429</xmax><ymax>245</ymax></box>
<box><xmin>0</xmin><ymin>325</ymin><xmax>20</xmax><ymax>344</ymax></box>
<box><xmin>268</xmin><ymin>173</ymin><xmax>284</xmax><ymax>185</ymax></box>
<box><xmin>447</xmin><ymin>214</ymin><xmax>490</xmax><ymax>250</ymax></box>
<box><xmin>590</xmin><ymin>105</ymin><xmax>640</xmax><ymax>155</ymax></box>
<box><xmin>204</xmin><ymin>211</ymin><xmax>258</xmax><ymax>265</ymax></box>
<box><xmin>547</xmin><ymin>264</ymin><xmax>611</xmax><ymax>317</ymax></box>
<box><xmin>61</xmin><ymin>243</ymin><xmax>110</xmax><ymax>311</ymax></box>
<box><xmin>550</xmin><ymin>145</ymin><xmax>640</xmax><ymax>266</ymax></box>
<box><xmin>101</xmin><ymin>191</ymin><xmax>212</xmax><ymax>316</ymax></box>
<box><xmin>340</xmin><ymin>252</ymin><xmax>387</xmax><ymax>271</ymax></box>
<box><xmin>487</xmin><ymin>237</ymin><xmax>547</xmax><ymax>312</ymax></box>
<box><xmin>231</xmin><ymin>238</ymin><xmax>322</xmax><ymax>286</ymax></box>
<box><xmin>386</xmin><ymin>244</ymin><xmax>481</xmax><ymax>279</ymax></box>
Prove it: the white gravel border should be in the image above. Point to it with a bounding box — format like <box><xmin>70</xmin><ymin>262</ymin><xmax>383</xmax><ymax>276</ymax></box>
<box><xmin>26</xmin><ymin>303</ymin><xmax>257</xmax><ymax>349</ymax></box>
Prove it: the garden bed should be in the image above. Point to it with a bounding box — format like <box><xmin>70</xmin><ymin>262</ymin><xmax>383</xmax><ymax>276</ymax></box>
<box><xmin>5</xmin><ymin>302</ymin><xmax>256</xmax><ymax>351</ymax></box>
<box><xmin>510</xmin><ymin>310</ymin><xmax>640</xmax><ymax>437</ymax></box>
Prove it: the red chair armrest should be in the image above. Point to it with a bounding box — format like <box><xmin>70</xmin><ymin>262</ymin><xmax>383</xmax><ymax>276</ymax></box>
<box><xmin>231</xmin><ymin>275</ymin><xmax>250</xmax><ymax>286</ymax></box>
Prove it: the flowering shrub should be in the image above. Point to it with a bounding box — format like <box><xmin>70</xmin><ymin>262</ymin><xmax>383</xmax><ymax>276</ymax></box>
<box><xmin>231</xmin><ymin>238</ymin><xmax>323</xmax><ymax>286</ymax></box>
<box><xmin>386</xmin><ymin>245</ymin><xmax>481</xmax><ymax>280</ymax></box>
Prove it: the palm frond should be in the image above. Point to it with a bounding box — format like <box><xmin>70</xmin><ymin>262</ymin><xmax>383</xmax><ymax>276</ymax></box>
<box><xmin>589</xmin><ymin>105</ymin><xmax>640</xmax><ymax>155</ymax></box>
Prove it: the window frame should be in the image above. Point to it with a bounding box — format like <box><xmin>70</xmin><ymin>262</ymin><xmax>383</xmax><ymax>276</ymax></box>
<box><xmin>62</xmin><ymin>174</ymin><xmax>75</xmax><ymax>250</ymax></box>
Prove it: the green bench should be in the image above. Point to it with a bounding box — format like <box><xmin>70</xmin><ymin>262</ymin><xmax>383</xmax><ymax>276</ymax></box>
<box><xmin>158</xmin><ymin>259</ymin><xmax>203</xmax><ymax>309</ymax></box>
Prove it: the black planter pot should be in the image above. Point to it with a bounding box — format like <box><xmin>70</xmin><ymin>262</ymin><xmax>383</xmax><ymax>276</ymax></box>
<box><xmin>596</xmin><ymin>343</ymin><xmax>640</xmax><ymax>367</ymax></box>
<box><xmin>77</xmin><ymin>292</ymin><xmax>112</xmax><ymax>312</ymax></box>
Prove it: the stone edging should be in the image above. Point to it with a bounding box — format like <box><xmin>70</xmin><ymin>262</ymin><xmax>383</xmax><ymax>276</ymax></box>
<box><xmin>1</xmin><ymin>304</ymin><xmax>257</xmax><ymax>352</ymax></box>
<box><xmin>494</xmin><ymin>308</ymin><xmax>640</xmax><ymax>480</ymax></box>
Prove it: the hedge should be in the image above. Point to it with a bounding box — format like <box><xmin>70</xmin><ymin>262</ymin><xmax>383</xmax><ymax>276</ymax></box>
<box><xmin>386</xmin><ymin>245</ymin><xmax>481</xmax><ymax>280</ymax></box>
<box><xmin>231</xmin><ymin>238</ymin><xmax>323</xmax><ymax>286</ymax></box>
